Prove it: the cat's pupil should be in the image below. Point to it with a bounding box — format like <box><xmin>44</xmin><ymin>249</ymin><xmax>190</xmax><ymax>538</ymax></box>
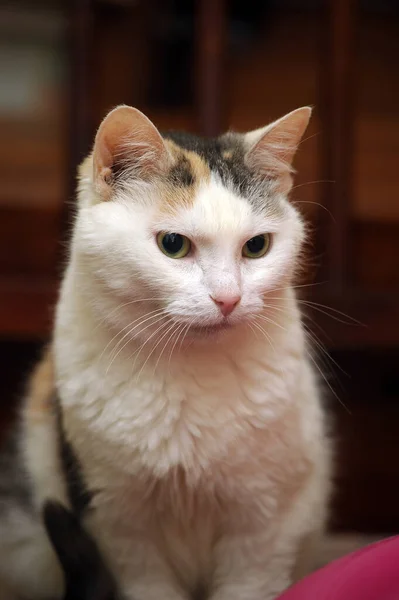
<box><xmin>246</xmin><ymin>235</ymin><xmax>265</xmax><ymax>254</ymax></box>
<box><xmin>162</xmin><ymin>233</ymin><xmax>183</xmax><ymax>254</ymax></box>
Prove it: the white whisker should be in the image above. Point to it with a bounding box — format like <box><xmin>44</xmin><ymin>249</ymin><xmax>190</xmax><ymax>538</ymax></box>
<box><xmin>100</xmin><ymin>308</ymin><xmax>165</xmax><ymax>365</ymax></box>
<box><xmin>305</xmin><ymin>345</ymin><xmax>350</xmax><ymax>413</ymax></box>
<box><xmin>166</xmin><ymin>322</ymin><xmax>188</xmax><ymax>374</ymax></box>
<box><xmin>256</xmin><ymin>313</ymin><xmax>287</xmax><ymax>331</ymax></box>
<box><xmin>106</xmin><ymin>312</ymin><xmax>167</xmax><ymax>374</ymax></box>
<box><xmin>130</xmin><ymin>319</ymin><xmax>173</xmax><ymax>374</ymax></box>
<box><xmin>303</xmin><ymin>322</ymin><xmax>347</xmax><ymax>377</ymax></box>
<box><xmin>92</xmin><ymin>297</ymin><xmax>171</xmax><ymax>332</ymax></box>
<box><xmin>178</xmin><ymin>321</ymin><xmax>194</xmax><ymax>353</ymax></box>
<box><xmin>153</xmin><ymin>321</ymin><xmax>185</xmax><ymax>378</ymax></box>
<box><xmin>134</xmin><ymin>320</ymin><xmax>178</xmax><ymax>382</ymax></box>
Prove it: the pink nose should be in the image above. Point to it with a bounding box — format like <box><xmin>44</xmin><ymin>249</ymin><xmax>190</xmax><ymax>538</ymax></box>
<box><xmin>210</xmin><ymin>295</ymin><xmax>241</xmax><ymax>317</ymax></box>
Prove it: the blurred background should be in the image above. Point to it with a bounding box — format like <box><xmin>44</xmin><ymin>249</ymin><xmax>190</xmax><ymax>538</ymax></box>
<box><xmin>1</xmin><ymin>0</ymin><xmax>399</xmax><ymax>541</ymax></box>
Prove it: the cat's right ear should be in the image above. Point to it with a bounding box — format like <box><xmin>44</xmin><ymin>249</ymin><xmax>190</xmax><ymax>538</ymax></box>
<box><xmin>93</xmin><ymin>105</ymin><xmax>171</xmax><ymax>200</ymax></box>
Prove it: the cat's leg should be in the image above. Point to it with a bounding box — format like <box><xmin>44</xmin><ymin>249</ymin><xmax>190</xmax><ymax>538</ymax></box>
<box><xmin>96</xmin><ymin>532</ymin><xmax>190</xmax><ymax>600</ymax></box>
<box><xmin>124</xmin><ymin>579</ymin><xmax>189</xmax><ymax>600</ymax></box>
<box><xmin>291</xmin><ymin>529</ymin><xmax>323</xmax><ymax>582</ymax></box>
<box><xmin>209</xmin><ymin>477</ymin><xmax>327</xmax><ymax>600</ymax></box>
<box><xmin>209</xmin><ymin>529</ymin><xmax>296</xmax><ymax>600</ymax></box>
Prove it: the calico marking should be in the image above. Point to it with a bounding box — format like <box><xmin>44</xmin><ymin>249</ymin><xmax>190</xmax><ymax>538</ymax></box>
<box><xmin>54</xmin><ymin>396</ymin><xmax>93</xmax><ymax>516</ymax></box>
<box><xmin>43</xmin><ymin>500</ymin><xmax>119</xmax><ymax>600</ymax></box>
<box><xmin>0</xmin><ymin>426</ymin><xmax>33</xmax><ymax>514</ymax></box>
<box><xmin>167</xmin><ymin>154</ymin><xmax>195</xmax><ymax>187</ymax></box>
<box><xmin>162</xmin><ymin>130</ymin><xmax>257</xmax><ymax>198</ymax></box>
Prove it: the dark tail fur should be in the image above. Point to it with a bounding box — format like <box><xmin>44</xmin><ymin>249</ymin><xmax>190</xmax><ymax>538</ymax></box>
<box><xmin>43</xmin><ymin>501</ymin><xmax>119</xmax><ymax>600</ymax></box>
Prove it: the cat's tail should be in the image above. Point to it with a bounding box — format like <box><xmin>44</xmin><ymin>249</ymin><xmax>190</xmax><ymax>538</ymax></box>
<box><xmin>43</xmin><ymin>500</ymin><xmax>119</xmax><ymax>600</ymax></box>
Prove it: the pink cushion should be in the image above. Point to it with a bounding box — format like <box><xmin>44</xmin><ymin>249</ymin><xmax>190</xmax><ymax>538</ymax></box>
<box><xmin>278</xmin><ymin>536</ymin><xmax>399</xmax><ymax>600</ymax></box>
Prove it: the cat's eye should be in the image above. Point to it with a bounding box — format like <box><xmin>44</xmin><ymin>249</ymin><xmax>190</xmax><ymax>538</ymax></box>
<box><xmin>157</xmin><ymin>232</ymin><xmax>191</xmax><ymax>258</ymax></box>
<box><xmin>242</xmin><ymin>234</ymin><xmax>271</xmax><ymax>258</ymax></box>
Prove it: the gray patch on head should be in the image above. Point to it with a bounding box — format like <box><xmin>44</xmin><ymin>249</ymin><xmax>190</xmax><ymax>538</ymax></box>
<box><xmin>167</xmin><ymin>154</ymin><xmax>195</xmax><ymax>187</ymax></box>
<box><xmin>0</xmin><ymin>423</ymin><xmax>34</xmax><ymax>515</ymax></box>
<box><xmin>161</xmin><ymin>129</ymin><xmax>283</xmax><ymax>215</ymax></box>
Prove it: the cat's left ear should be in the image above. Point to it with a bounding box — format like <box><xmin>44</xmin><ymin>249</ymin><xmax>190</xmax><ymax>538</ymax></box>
<box><xmin>244</xmin><ymin>107</ymin><xmax>311</xmax><ymax>193</ymax></box>
<box><xmin>92</xmin><ymin>105</ymin><xmax>172</xmax><ymax>200</ymax></box>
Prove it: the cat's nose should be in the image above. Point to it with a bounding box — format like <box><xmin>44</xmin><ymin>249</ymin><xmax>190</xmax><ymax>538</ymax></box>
<box><xmin>210</xmin><ymin>294</ymin><xmax>241</xmax><ymax>317</ymax></box>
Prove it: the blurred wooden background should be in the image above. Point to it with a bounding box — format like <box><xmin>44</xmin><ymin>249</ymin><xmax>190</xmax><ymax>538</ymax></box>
<box><xmin>1</xmin><ymin>0</ymin><xmax>399</xmax><ymax>533</ymax></box>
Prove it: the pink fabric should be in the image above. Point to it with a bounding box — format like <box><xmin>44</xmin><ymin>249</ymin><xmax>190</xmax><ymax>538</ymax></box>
<box><xmin>278</xmin><ymin>536</ymin><xmax>399</xmax><ymax>600</ymax></box>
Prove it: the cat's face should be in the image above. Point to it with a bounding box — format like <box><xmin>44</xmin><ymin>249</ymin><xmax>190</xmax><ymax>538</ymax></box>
<box><xmin>75</xmin><ymin>106</ymin><xmax>309</xmax><ymax>343</ymax></box>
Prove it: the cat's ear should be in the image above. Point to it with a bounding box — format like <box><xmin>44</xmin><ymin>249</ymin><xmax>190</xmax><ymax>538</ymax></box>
<box><xmin>244</xmin><ymin>106</ymin><xmax>311</xmax><ymax>193</ymax></box>
<box><xmin>93</xmin><ymin>105</ymin><xmax>171</xmax><ymax>199</ymax></box>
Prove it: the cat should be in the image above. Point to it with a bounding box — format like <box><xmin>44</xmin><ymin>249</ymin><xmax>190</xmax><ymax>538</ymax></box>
<box><xmin>0</xmin><ymin>105</ymin><xmax>331</xmax><ymax>600</ymax></box>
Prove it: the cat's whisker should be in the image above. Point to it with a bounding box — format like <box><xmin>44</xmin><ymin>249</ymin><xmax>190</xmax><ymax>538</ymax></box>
<box><xmin>297</xmin><ymin>131</ymin><xmax>323</xmax><ymax>147</ymax></box>
<box><xmin>106</xmin><ymin>313</ymin><xmax>168</xmax><ymax>374</ymax></box>
<box><xmin>262</xmin><ymin>303</ymin><xmax>291</xmax><ymax>318</ymax></box>
<box><xmin>291</xmin><ymin>199</ymin><xmax>336</xmax><ymax>222</ymax></box>
<box><xmin>166</xmin><ymin>322</ymin><xmax>189</xmax><ymax>374</ymax></box>
<box><xmin>304</xmin><ymin>345</ymin><xmax>350</xmax><ymax>413</ymax></box>
<box><xmin>153</xmin><ymin>320</ymin><xmax>185</xmax><ymax>378</ymax></box>
<box><xmin>130</xmin><ymin>318</ymin><xmax>174</xmax><ymax>375</ymax></box>
<box><xmin>100</xmin><ymin>308</ymin><xmax>166</xmax><ymax>365</ymax></box>
<box><xmin>262</xmin><ymin>299</ymin><xmax>348</xmax><ymax>379</ymax></box>
<box><xmin>297</xmin><ymin>299</ymin><xmax>363</xmax><ymax>326</ymax></box>
<box><xmin>302</xmin><ymin>310</ymin><xmax>334</xmax><ymax>343</ymax></box>
<box><xmin>251</xmin><ymin>318</ymin><xmax>287</xmax><ymax>380</ymax></box>
<box><xmin>264</xmin><ymin>293</ymin><xmax>362</xmax><ymax>327</ymax></box>
<box><xmin>105</xmin><ymin>318</ymin><xmax>166</xmax><ymax>376</ymax></box>
<box><xmin>270</xmin><ymin>297</ymin><xmax>362</xmax><ymax>326</ymax></box>
<box><xmin>248</xmin><ymin>322</ymin><xmax>261</xmax><ymax>340</ymax></box>
<box><xmin>107</xmin><ymin>308</ymin><xmax>167</xmax><ymax>361</ymax></box>
<box><xmin>178</xmin><ymin>321</ymin><xmax>194</xmax><ymax>353</ymax></box>
<box><xmin>93</xmin><ymin>297</ymin><xmax>172</xmax><ymax>332</ymax></box>
<box><xmin>302</xmin><ymin>321</ymin><xmax>347</xmax><ymax>377</ymax></box>
<box><xmin>268</xmin><ymin>281</ymin><xmax>328</xmax><ymax>294</ymax></box>
<box><xmin>251</xmin><ymin>319</ymin><xmax>277</xmax><ymax>357</ymax></box>
<box><xmin>256</xmin><ymin>313</ymin><xmax>287</xmax><ymax>331</ymax></box>
<box><xmin>135</xmin><ymin>320</ymin><xmax>178</xmax><ymax>382</ymax></box>
<box><xmin>261</xmin><ymin>300</ymin><xmax>348</xmax><ymax>386</ymax></box>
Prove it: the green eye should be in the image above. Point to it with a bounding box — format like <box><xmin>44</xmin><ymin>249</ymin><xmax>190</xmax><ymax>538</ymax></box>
<box><xmin>242</xmin><ymin>234</ymin><xmax>271</xmax><ymax>258</ymax></box>
<box><xmin>157</xmin><ymin>232</ymin><xmax>191</xmax><ymax>258</ymax></box>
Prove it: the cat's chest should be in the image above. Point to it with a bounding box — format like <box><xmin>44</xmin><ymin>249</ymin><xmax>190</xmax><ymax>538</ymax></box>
<box><xmin>64</xmin><ymin>348</ymin><xmax>297</xmax><ymax>478</ymax></box>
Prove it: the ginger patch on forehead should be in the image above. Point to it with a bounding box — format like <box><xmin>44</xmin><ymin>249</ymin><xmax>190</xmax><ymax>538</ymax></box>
<box><xmin>157</xmin><ymin>141</ymin><xmax>211</xmax><ymax>214</ymax></box>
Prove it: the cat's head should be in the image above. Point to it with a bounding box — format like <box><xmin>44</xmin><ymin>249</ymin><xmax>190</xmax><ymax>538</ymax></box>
<box><xmin>43</xmin><ymin>501</ymin><xmax>119</xmax><ymax>600</ymax></box>
<box><xmin>74</xmin><ymin>105</ymin><xmax>310</xmax><ymax>343</ymax></box>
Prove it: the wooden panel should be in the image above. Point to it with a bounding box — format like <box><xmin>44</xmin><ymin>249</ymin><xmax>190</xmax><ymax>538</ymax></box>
<box><xmin>352</xmin><ymin>14</ymin><xmax>399</xmax><ymax>222</ymax></box>
<box><xmin>330</xmin><ymin>349</ymin><xmax>399</xmax><ymax>533</ymax></box>
<box><xmin>93</xmin><ymin>2</ymin><xmax>152</xmax><ymax>123</ymax></box>
<box><xmin>0</xmin><ymin>277</ymin><xmax>57</xmax><ymax>338</ymax></box>
<box><xmin>0</xmin><ymin>120</ymin><xmax>65</xmax><ymax>210</ymax></box>
<box><xmin>351</xmin><ymin>222</ymin><xmax>399</xmax><ymax>291</ymax></box>
<box><xmin>317</xmin><ymin>0</ymin><xmax>356</xmax><ymax>293</ymax></box>
<box><xmin>0</xmin><ymin>208</ymin><xmax>60</xmax><ymax>276</ymax></box>
<box><xmin>306</xmin><ymin>290</ymin><xmax>399</xmax><ymax>349</ymax></box>
<box><xmin>196</xmin><ymin>0</ymin><xmax>227</xmax><ymax>136</ymax></box>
